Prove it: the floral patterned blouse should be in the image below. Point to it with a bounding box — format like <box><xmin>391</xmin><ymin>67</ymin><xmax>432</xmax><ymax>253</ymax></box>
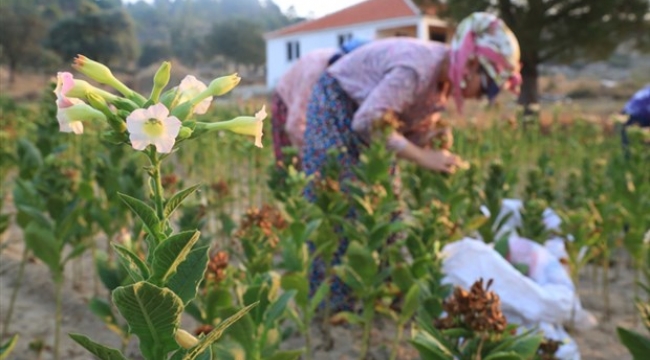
<box><xmin>327</xmin><ymin>37</ymin><xmax>450</xmax><ymax>148</ymax></box>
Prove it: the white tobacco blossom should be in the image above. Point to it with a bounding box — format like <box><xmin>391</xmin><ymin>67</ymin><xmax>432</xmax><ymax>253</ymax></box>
<box><xmin>126</xmin><ymin>103</ymin><xmax>182</xmax><ymax>154</ymax></box>
<box><xmin>176</xmin><ymin>75</ymin><xmax>212</xmax><ymax>115</ymax></box>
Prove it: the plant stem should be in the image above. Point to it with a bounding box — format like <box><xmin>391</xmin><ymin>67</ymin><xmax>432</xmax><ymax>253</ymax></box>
<box><xmin>149</xmin><ymin>150</ymin><xmax>165</xmax><ymax>222</ymax></box>
<box><xmin>359</xmin><ymin>301</ymin><xmax>374</xmax><ymax>360</ymax></box>
<box><xmin>2</xmin><ymin>246</ymin><xmax>28</xmax><ymax>337</ymax></box>
<box><xmin>304</xmin><ymin>310</ymin><xmax>313</xmax><ymax>360</ymax></box>
<box><xmin>389</xmin><ymin>323</ymin><xmax>404</xmax><ymax>360</ymax></box>
<box><xmin>54</xmin><ymin>277</ymin><xmax>63</xmax><ymax>360</ymax></box>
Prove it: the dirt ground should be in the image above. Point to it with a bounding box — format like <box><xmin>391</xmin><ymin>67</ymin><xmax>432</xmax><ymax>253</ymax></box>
<box><xmin>1</xmin><ymin>219</ymin><xmax>646</xmax><ymax>360</ymax></box>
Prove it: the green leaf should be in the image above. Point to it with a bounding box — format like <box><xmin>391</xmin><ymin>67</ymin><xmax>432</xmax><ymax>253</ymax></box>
<box><xmin>266</xmin><ymin>350</ymin><xmax>304</xmax><ymax>360</ymax></box>
<box><xmin>308</xmin><ymin>281</ymin><xmax>330</xmax><ymax>315</ymax></box>
<box><xmin>69</xmin><ymin>333</ymin><xmax>128</xmax><ymax>360</ymax></box>
<box><xmin>617</xmin><ymin>327</ymin><xmax>650</xmax><ymax>360</ymax></box>
<box><xmin>150</xmin><ymin>230</ymin><xmax>201</xmax><ymax>286</ymax></box>
<box><xmin>483</xmin><ymin>352</ymin><xmax>522</xmax><ymax>360</ymax></box>
<box><xmin>24</xmin><ymin>221</ymin><xmax>61</xmax><ymax>278</ymax></box>
<box><xmin>335</xmin><ymin>311</ymin><xmax>364</xmax><ymax>325</ymax></box>
<box><xmin>264</xmin><ymin>290</ymin><xmax>296</xmax><ymax>328</ymax></box>
<box><xmin>16</xmin><ymin>138</ymin><xmax>42</xmax><ymax>179</ymax></box>
<box><xmin>182</xmin><ymin>302</ymin><xmax>259</xmax><ymax>360</ymax></box>
<box><xmin>89</xmin><ymin>297</ymin><xmax>124</xmax><ymax>336</ymax></box>
<box><xmin>0</xmin><ymin>334</ymin><xmax>19</xmax><ymax>360</ymax></box>
<box><xmin>113</xmin><ymin>243</ymin><xmax>150</xmax><ymax>282</ymax></box>
<box><xmin>333</xmin><ymin>266</ymin><xmax>365</xmax><ymax>292</ymax></box>
<box><xmin>117</xmin><ymin>192</ymin><xmax>161</xmax><ymax>240</ymax></box>
<box><xmin>166</xmin><ymin>244</ymin><xmax>210</xmax><ymax>305</ymax></box>
<box><xmin>399</xmin><ymin>284</ymin><xmax>420</xmax><ymax>324</ymax></box>
<box><xmin>112</xmin><ymin>281</ymin><xmax>184</xmax><ymax>359</ymax></box>
<box><xmin>164</xmin><ymin>184</ymin><xmax>202</xmax><ymax>220</ymax></box>
<box><xmin>96</xmin><ymin>251</ymin><xmax>126</xmax><ymax>291</ymax></box>
<box><xmin>391</xmin><ymin>264</ymin><xmax>414</xmax><ymax>293</ymax></box>
<box><xmin>281</xmin><ymin>273</ymin><xmax>309</xmax><ymax>308</ymax></box>
<box><xmin>169</xmin><ymin>346</ymin><xmax>212</xmax><ymax>360</ymax></box>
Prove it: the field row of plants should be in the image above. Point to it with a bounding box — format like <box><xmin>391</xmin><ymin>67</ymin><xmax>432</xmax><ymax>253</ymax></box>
<box><xmin>0</xmin><ymin>63</ymin><xmax>648</xmax><ymax>360</ymax></box>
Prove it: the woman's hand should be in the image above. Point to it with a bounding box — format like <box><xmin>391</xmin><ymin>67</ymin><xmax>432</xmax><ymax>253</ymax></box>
<box><xmin>417</xmin><ymin>148</ymin><xmax>465</xmax><ymax>173</ymax></box>
<box><xmin>394</xmin><ymin>135</ymin><xmax>466</xmax><ymax>174</ymax></box>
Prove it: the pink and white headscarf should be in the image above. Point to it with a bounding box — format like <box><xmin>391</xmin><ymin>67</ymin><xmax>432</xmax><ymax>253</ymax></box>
<box><xmin>449</xmin><ymin>12</ymin><xmax>522</xmax><ymax>111</ymax></box>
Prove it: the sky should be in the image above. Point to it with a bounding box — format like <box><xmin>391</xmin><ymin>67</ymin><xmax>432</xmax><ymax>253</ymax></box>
<box><xmin>122</xmin><ymin>0</ymin><xmax>367</xmax><ymax>18</ymax></box>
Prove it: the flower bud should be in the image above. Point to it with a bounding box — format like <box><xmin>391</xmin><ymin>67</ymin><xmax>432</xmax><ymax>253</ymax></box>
<box><xmin>175</xmin><ymin>329</ymin><xmax>199</xmax><ymax>349</ymax></box>
<box><xmin>176</xmin><ymin>126</ymin><xmax>193</xmax><ymax>140</ymax></box>
<box><xmin>150</xmin><ymin>61</ymin><xmax>171</xmax><ymax>103</ymax></box>
<box><xmin>194</xmin><ymin>105</ymin><xmax>266</xmax><ymax>147</ymax></box>
<box><xmin>112</xmin><ymin>98</ymin><xmax>140</xmax><ymax>112</ymax></box>
<box><xmin>207</xmin><ymin>73</ymin><xmax>240</xmax><ymax>97</ymax></box>
<box><xmin>72</xmin><ymin>54</ymin><xmax>143</xmax><ymax>104</ymax></box>
<box><xmin>190</xmin><ymin>73</ymin><xmax>240</xmax><ymax>107</ymax></box>
<box><xmin>67</xmin><ymin>79</ymin><xmax>118</xmax><ymax>103</ymax></box>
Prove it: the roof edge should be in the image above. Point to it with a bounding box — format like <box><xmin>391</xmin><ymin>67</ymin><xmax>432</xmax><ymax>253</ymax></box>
<box><xmin>264</xmin><ymin>0</ymin><xmax>422</xmax><ymax>40</ymax></box>
<box><xmin>265</xmin><ymin>15</ymin><xmax>424</xmax><ymax>41</ymax></box>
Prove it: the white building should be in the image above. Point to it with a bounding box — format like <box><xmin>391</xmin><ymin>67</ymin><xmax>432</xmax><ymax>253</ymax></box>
<box><xmin>263</xmin><ymin>0</ymin><xmax>450</xmax><ymax>89</ymax></box>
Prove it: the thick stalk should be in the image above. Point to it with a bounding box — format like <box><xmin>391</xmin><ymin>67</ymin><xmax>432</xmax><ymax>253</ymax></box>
<box><xmin>149</xmin><ymin>150</ymin><xmax>165</xmax><ymax>222</ymax></box>
<box><xmin>304</xmin><ymin>309</ymin><xmax>313</xmax><ymax>360</ymax></box>
<box><xmin>53</xmin><ymin>277</ymin><xmax>63</xmax><ymax>360</ymax></box>
<box><xmin>2</xmin><ymin>246</ymin><xmax>28</xmax><ymax>337</ymax></box>
<box><xmin>320</xmin><ymin>263</ymin><xmax>334</xmax><ymax>351</ymax></box>
<box><xmin>359</xmin><ymin>300</ymin><xmax>374</xmax><ymax>360</ymax></box>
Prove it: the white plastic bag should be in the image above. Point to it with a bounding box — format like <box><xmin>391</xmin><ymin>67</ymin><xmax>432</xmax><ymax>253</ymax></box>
<box><xmin>441</xmin><ymin>237</ymin><xmax>597</xmax><ymax>360</ymax></box>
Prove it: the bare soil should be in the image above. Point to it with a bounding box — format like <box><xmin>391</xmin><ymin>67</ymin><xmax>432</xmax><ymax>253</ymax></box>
<box><xmin>1</xmin><ymin>219</ymin><xmax>646</xmax><ymax>360</ymax></box>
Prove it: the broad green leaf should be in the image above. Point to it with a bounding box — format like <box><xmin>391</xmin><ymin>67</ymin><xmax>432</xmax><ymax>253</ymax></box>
<box><xmin>266</xmin><ymin>350</ymin><xmax>303</xmax><ymax>360</ymax></box>
<box><xmin>151</xmin><ymin>230</ymin><xmax>201</xmax><ymax>286</ymax></box>
<box><xmin>333</xmin><ymin>266</ymin><xmax>365</xmax><ymax>292</ymax></box>
<box><xmin>410</xmin><ymin>330</ymin><xmax>454</xmax><ymax>360</ymax></box>
<box><xmin>399</xmin><ymin>284</ymin><xmax>420</xmax><ymax>324</ymax></box>
<box><xmin>24</xmin><ymin>221</ymin><xmax>61</xmax><ymax>277</ymax></box>
<box><xmin>169</xmin><ymin>345</ymin><xmax>212</xmax><ymax>360</ymax></box>
<box><xmin>69</xmin><ymin>333</ymin><xmax>127</xmax><ymax>360</ymax></box>
<box><xmin>16</xmin><ymin>138</ymin><xmax>42</xmax><ymax>179</ymax></box>
<box><xmin>182</xmin><ymin>302</ymin><xmax>259</xmax><ymax>360</ymax></box>
<box><xmin>218</xmin><ymin>306</ymin><xmax>256</xmax><ymax>350</ymax></box>
<box><xmin>113</xmin><ymin>281</ymin><xmax>184</xmax><ymax>360</ymax></box>
<box><xmin>166</xmin><ymin>244</ymin><xmax>210</xmax><ymax>305</ymax></box>
<box><xmin>308</xmin><ymin>281</ymin><xmax>330</xmax><ymax>314</ymax></box>
<box><xmin>391</xmin><ymin>264</ymin><xmax>414</xmax><ymax>293</ymax></box>
<box><xmin>281</xmin><ymin>273</ymin><xmax>309</xmax><ymax>308</ymax></box>
<box><xmin>117</xmin><ymin>192</ymin><xmax>161</xmax><ymax>240</ymax></box>
<box><xmin>0</xmin><ymin>334</ymin><xmax>18</xmax><ymax>360</ymax></box>
<box><xmin>112</xmin><ymin>243</ymin><xmax>150</xmax><ymax>282</ymax></box>
<box><xmin>164</xmin><ymin>184</ymin><xmax>202</xmax><ymax>220</ymax></box>
<box><xmin>264</xmin><ymin>290</ymin><xmax>296</xmax><ymax>328</ymax></box>
<box><xmin>617</xmin><ymin>327</ymin><xmax>650</xmax><ymax>360</ymax></box>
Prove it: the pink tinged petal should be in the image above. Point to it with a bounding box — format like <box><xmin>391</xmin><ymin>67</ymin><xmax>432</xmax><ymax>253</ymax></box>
<box><xmin>149</xmin><ymin>102</ymin><xmax>170</xmax><ymax>120</ymax></box>
<box><xmin>152</xmin><ymin>134</ymin><xmax>177</xmax><ymax>153</ymax></box>
<box><xmin>129</xmin><ymin>131</ymin><xmax>152</xmax><ymax>150</ymax></box>
<box><xmin>162</xmin><ymin>116</ymin><xmax>182</xmax><ymax>135</ymax></box>
<box><xmin>178</xmin><ymin>75</ymin><xmax>211</xmax><ymax>114</ymax></box>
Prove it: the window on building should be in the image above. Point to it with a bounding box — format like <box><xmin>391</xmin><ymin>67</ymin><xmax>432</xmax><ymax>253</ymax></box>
<box><xmin>286</xmin><ymin>41</ymin><xmax>300</xmax><ymax>61</ymax></box>
<box><xmin>337</xmin><ymin>33</ymin><xmax>353</xmax><ymax>46</ymax></box>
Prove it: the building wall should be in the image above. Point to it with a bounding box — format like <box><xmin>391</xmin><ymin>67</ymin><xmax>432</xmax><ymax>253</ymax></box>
<box><xmin>265</xmin><ymin>16</ymin><xmax>425</xmax><ymax>89</ymax></box>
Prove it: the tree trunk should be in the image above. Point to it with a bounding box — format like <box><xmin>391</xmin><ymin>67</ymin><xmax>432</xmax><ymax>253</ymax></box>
<box><xmin>517</xmin><ymin>57</ymin><xmax>539</xmax><ymax>111</ymax></box>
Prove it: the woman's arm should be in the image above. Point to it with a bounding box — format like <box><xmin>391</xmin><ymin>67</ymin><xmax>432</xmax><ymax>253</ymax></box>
<box><xmin>390</xmin><ymin>131</ymin><xmax>462</xmax><ymax>173</ymax></box>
